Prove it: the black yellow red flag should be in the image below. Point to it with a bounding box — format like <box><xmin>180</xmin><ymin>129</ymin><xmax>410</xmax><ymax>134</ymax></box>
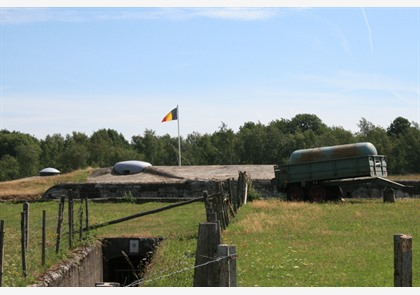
<box><xmin>161</xmin><ymin>107</ymin><xmax>178</xmax><ymax>122</ymax></box>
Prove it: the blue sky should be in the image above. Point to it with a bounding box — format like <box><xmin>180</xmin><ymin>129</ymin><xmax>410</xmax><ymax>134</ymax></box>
<box><xmin>1</xmin><ymin>5</ymin><xmax>420</xmax><ymax>140</ymax></box>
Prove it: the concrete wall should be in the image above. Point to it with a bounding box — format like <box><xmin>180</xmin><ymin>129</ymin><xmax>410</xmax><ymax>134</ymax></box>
<box><xmin>31</xmin><ymin>238</ymin><xmax>161</xmax><ymax>287</ymax></box>
<box><xmin>43</xmin><ymin>180</ymin><xmax>220</xmax><ymax>201</ymax></box>
<box><xmin>32</xmin><ymin>243</ymin><xmax>103</xmax><ymax>287</ymax></box>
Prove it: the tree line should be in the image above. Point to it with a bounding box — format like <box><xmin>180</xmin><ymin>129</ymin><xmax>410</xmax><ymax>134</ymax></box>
<box><xmin>0</xmin><ymin>113</ymin><xmax>419</xmax><ymax>181</ymax></box>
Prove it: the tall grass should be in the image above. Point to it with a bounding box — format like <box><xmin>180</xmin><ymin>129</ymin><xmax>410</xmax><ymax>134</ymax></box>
<box><xmin>0</xmin><ymin>200</ymin><xmax>205</xmax><ymax>287</ymax></box>
<box><xmin>0</xmin><ymin>201</ymin><xmax>90</xmax><ymax>286</ymax></box>
<box><xmin>0</xmin><ymin>169</ymin><xmax>91</xmax><ymax>199</ymax></box>
<box><xmin>1</xmin><ymin>189</ymin><xmax>419</xmax><ymax>286</ymax></box>
<box><xmin>223</xmin><ymin>198</ymin><xmax>420</xmax><ymax>287</ymax></box>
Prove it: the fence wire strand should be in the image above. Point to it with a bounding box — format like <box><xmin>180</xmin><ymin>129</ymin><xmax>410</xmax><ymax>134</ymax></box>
<box><xmin>0</xmin><ymin>174</ymin><xmax>246</xmax><ymax>287</ymax></box>
<box><xmin>127</xmin><ymin>254</ymin><xmax>231</xmax><ymax>287</ymax></box>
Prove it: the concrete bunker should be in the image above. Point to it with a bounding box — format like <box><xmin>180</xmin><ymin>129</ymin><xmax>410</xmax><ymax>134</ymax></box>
<box><xmin>33</xmin><ymin>237</ymin><xmax>163</xmax><ymax>287</ymax></box>
<box><xmin>101</xmin><ymin>237</ymin><xmax>163</xmax><ymax>286</ymax></box>
<box><xmin>113</xmin><ymin>160</ymin><xmax>152</xmax><ymax>175</ymax></box>
<box><xmin>39</xmin><ymin>167</ymin><xmax>61</xmax><ymax>176</ymax></box>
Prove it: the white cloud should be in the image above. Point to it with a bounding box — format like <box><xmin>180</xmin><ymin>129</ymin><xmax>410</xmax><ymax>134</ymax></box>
<box><xmin>0</xmin><ymin>7</ymin><xmax>283</xmax><ymax>25</ymax></box>
<box><xmin>192</xmin><ymin>8</ymin><xmax>282</xmax><ymax>20</ymax></box>
<box><xmin>1</xmin><ymin>8</ymin><xmax>40</xmax><ymax>24</ymax></box>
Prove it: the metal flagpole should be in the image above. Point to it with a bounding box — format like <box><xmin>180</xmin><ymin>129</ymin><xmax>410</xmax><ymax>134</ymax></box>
<box><xmin>177</xmin><ymin>105</ymin><xmax>181</xmax><ymax>166</ymax></box>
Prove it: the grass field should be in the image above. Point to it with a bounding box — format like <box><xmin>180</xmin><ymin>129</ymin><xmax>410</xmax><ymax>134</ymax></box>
<box><xmin>0</xmin><ymin>200</ymin><xmax>206</xmax><ymax>287</ymax></box>
<box><xmin>0</xmin><ymin>169</ymin><xmax>419</xmax><ymax>287</ymax></box>
<box><xmin>223</xmin><ymin>198</ymin><xmax>420</xmax><ymax>287</ymax></box>
<box><xmin>1</xmin><ymin>197</ymin><xmax>419</xmax><ymax>287</ymax></box>
<box><xmin>140</xmin><ymin>198</ymin><xmax>420</xmax><ymax>287</ymax></box>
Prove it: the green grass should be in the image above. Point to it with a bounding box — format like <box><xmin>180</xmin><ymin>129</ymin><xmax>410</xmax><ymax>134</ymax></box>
<box><xmin>1</xmin><ymin>198</ymin><xmax>419</xmax><ymax>287</ymax></box>
<box><xmin>222</xmin><ymin>198</ymin><xmax>420</xmax><ymax>287</ymax></box>
<box><xmin>0</xmin><ymin>200</ymin><xmax>205</xmax><ymax>287</ymax></box>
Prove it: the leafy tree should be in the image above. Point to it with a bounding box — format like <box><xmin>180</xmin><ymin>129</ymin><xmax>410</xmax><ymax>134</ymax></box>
<box><xmin>211</xmin><ymin>122</ymin><xmax>236</xmax><ymax>164</ymax></box>
<box><xmin>4</xmin><ymin>112</ymin><xmax>420</xmax><ymax>179</ymax></box>
<box><xmin>0</xmin><ymin>130</ymin><xmax>40</xmax><ymax>158</ymax></box>
<box><xmin>0</xmin><ymin>130</ymin><xmax>41</xmax><ymax>179</ymax></box>
<box><xmin>355</xmin><ymin>118</ymin><xmax>391</xmax><ymax>156</ymax></box>
<box><xmin>387</xmin><ymin>116</ymin><xmax>411</xmax><ymax>137</ymax></box>
<box><xmin>269</xmin><ymin>118</ymin><xmax>293</xmax><ymax>134</ymax></box>
<box><xmin>318</xmin><ymin>126</ymin><xmax>355</xmax><ymax>146</ymax></box>
<box><xmin>0</xmin><ymin>155</ymin><xmax>19</xmax><ymax>181</ymax></box>
<box><xmin>236</xmin><ymin>122</ymin><xmax>268</xmax><ymax>164</ymax></box>
<box><xmin>109</xmin><ymin>147</ymin><xmax>142</xmax><ymax>166</ymax></box>
<box><xmin>40</xmin><ymin>134</ymin><xmax>66</xmax><ymax>169</ymax></box>
<box><xmin>58</xmin><ymin>132</ymin><xmax>90</xmax><ymax>172</ymax></box>
<box><xmin>289</xmin><ymin>114</ymin><xmax>327</xmax><ymax>134</ymax></box>
<box><xmin>266</xmin><ymin>121</ymin><xmax>302</xmax><ymax>163</ymax></box>
<box><xmin>16</xmin><ymin>144</ymin><xmax>41</xmax><ymax>177</ymax></box>
<box><xmin>132</xmin><ymin>129</ymin><xmax>165</xmax><ymax>165</ymax></box>
<box><xmin>183</xmin><ymin>132</ymin><xmax>202</xmax><ymax>165</ymax></box>
<box><xmin>356</xmin><ymin>117</ymin><xmax>376</xmax><ymax>138</ymax></box>
<box><xmin>263</xmin><ymin>123</ymin><xmax>288</xmax><ymax>164</ymax></box>
<box><xmin>388</xmin><ymin>126</ymin><xmax>420</xmax><ymax>174</ymax></box>
<box><xmin>59</xmin><ymin>144</ymin><xmax>89</xmax><ymax>172</ymax></box>
<box><xmin>184</xmin><ymin>132</ymin><xmax>217</xmax><ymax>165</ymax></box>
<box><xmin>90</xmin><ymin>129</ymin><xmax>130</xmax><ymax>167</ymax></box>
<box><xmin>159</xmin><ymin>134</ymin><xmax>181</xmax><ymax>165</ymax></box>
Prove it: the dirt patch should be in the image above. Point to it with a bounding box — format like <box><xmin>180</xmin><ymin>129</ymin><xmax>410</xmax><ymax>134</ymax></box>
<box><xmin>0</xmin><ymin>193</ymin><xmax>41</xmax><ymax>202</ymax></box>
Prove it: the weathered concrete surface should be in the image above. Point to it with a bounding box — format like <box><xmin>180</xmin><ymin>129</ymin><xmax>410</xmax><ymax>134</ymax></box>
<box><xmin>31</xmin><ymin>242</ymin><xmax>103</xmax><ymax>287</ymax></box>
<box><xmin>42</xmin><ymin>165</ymin><xmax>278</xmax><ymax>200</ymax></box>
<box><xmin>41</xmin><ymin>165</ymin><xmax>417</xmax><ymax>201</ymax></box>
<box><xmin>88</xmin><ymin>165</ymin><xmax>276</xmax><ymax>184</ymax></box>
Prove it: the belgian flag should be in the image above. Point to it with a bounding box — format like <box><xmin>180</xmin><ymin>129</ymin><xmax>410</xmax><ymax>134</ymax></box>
<box><xmin>161</xmin><ymin>107</ymin><xmax>178</xmax><ymax>122</ymax></box>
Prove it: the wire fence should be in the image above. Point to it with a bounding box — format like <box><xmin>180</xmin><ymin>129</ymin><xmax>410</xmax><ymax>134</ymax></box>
<box><xmin>0</xmin><ymin>171</ymin><xmax>250</xmax><ymax>287</ymax></box>
<box><xmin>0</xmin><ymin>198</ymin><xmax>89</xmax><ymax>286</ymax></box>
<box><xmin>0</xmin><ymin>170</ymin><xmax>414</xmax><ymax>287</ymax></box>
<box><xmin>128</xmin><ymin>253</ymin><xmax>233</xmax><ymax>287</ymax></box>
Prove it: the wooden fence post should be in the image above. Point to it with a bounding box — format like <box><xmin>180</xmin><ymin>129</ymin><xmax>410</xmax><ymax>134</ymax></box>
<box><xmin>204</xmin><ymin>191</ymin><xmax>213</xmax><ymax>222</ymax></box>
<box><xmin>85</xmin><ymin>197</ymin><xmax>89</xmax><ymax>232</ymax></box>
<box><xmin>229</xmin><ymin>245</ymin><xmax>237</xmax><ymax>287</ymax></box>
<box><xmin>23</xmin><ymin>202</ymin><xmax>29</xmax><ymax>250</ymax></box>
<box><xmin>237</xmin><ymin>172</ymin><xmax>244</xmax><ymax>208</ymax></box>
<box><xmin>0</xmin><ymin>220</ymin><xmax>4</xmax><ymax>287</ymax></box>
<box><xmin>229</xmin><ymin>178</ymin><xmax>238</xmax><ymax>214</ymax></box>
<box><xmin>218</xmin><ymin>182</ymin><xmax>229</xmax><ymax>229</ymax></box>
<box><xmin>56</xmin><ymin>196</ymin><xmax>65</xmax><ymax>254</ymax></box>
<box><xmin>218</xmin><ymin>244</ymin><xmax>237</xmax><ymax>287</ymax></box>
<box><xmin>68</xmin><ymin>194</ymin><xmax>74</xmax><ymax>249</ymax></box>
<box><xmin>193</xmin><ymin>222</ymin><xmax>221</xmax><ymax>287</ymax></box>
<box><xmin>205</xmin><ymin>191</ymin><xmax>222</xmax><ymax>223</ymax></box>
<box><xmin>21</xmin><ymin>211</ymin><xmax>27</xmax><ymax>278</ymax></box>
<box><xmin>394</xmin><ymin>234</ymin><xmax>412</xmax><ymax>287</ymax></box>
<box><xmin>242</xmin><ymin>172</ymin><xmax>249</xmax><ymax>205</ymax></box>
<box><xmin>384</xmin><ymin>187</ymin><xmax>396</xmax><ymax>203</ymax></box>
<box><xmin>42</xmin><ymin>210</ymin><xmax>46</xmax><ymax>266</ymax></box>
<box><xmin>216</xmin><ymin>193</ymin><xmax>226</xmax><ymax>230</ymax></box>
<box><xmin>79</xmin><ymin>199</ymin><xmax>83</xmax><ymax>241</ymax></box>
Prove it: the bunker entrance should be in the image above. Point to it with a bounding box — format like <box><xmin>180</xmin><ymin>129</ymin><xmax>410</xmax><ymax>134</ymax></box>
<box><xmin>101</xmin><ymin>237</ymin><xmax>162</xmax><ymax>287</ymax></box>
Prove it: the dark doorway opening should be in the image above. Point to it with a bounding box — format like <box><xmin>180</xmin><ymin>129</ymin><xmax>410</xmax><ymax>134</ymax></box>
<box><xmin>102</xmin><ymin>237</ymin><xmax>162</xmax><ymax>287</ymax></box>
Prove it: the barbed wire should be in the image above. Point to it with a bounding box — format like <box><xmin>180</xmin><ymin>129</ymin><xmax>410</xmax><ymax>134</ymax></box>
<box><xmin>0</xmin><ymin>202</ymin><xmax>94</xmax><ymax>286</ymax></box>
<box><xmin>1</xmin><ymin>218</ymin><xmax>203</xmax><ymax>286</ymax></box>
<box><xmin>0</xmin><ymin>188</ymin><xmax>241</xmax><ymax>287</ymax></box>
<box><xmin>126</xmin><ymin>254</ymin><xmax>231</xmax><ymax>287</ymax></box>
<box><xmin>126</xmin><ymin>251</ymin><xmax>193</xmax><ymax>283</ymax></box>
